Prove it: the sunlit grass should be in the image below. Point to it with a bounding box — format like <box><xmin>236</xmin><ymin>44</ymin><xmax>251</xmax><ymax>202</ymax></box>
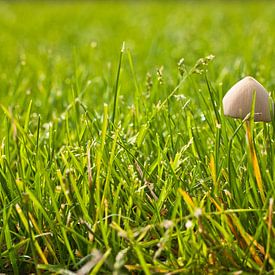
<box><xmin>0</xmin><ymin>1</ymin><xmax>274</xmax><ymax>274</ymax></box>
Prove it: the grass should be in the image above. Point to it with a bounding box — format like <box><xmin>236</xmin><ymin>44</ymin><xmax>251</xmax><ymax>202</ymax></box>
<box><xmin>0</xmin><ymin>0</ymin><xmax>275</xmax><ymax>274</ymax></box>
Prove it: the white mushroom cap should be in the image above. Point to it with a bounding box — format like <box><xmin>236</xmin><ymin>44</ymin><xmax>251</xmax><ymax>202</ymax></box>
<box><xmin>223</xmin><ymin>76</ymin><xmax>273</xmax><ymax>122</ymax></box>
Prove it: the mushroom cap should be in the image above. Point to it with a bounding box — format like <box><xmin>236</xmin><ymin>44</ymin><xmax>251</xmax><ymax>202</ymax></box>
<box><xmin>222</xmin><ymin>76</ymin><xmax>273</xmax><ymax>122</ymax></box>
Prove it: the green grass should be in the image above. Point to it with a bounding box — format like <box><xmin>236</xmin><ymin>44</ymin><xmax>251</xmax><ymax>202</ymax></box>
<box><xmin>0</xmin><ymin>1</ymin><xmax>275</xmax><ymax>274</ymax></box>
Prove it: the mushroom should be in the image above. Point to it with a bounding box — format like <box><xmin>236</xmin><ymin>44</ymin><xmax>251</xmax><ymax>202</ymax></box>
<box><xmin>222</xmin><ymin>76</ymin><xmax>273</xmax><ymax>203</ymax></box>
<box><xmin>223</xmin><ymin>76</ymin><xmax>272</xmax><ymax>122</ymax></box>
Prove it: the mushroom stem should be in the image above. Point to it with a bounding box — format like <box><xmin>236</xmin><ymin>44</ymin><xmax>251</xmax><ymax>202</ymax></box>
<box><xmin>245</xmin><ymin>120</ymin><xmax>265</xmax><ymax>203</ymax></box>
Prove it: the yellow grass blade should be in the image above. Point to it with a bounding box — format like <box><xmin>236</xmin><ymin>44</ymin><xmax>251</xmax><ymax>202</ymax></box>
<box><xmin>210</xmin><ymin>197</ymin><xmax>264</xmax><ymax>266</ymax></box>
<box><xmin>245</xmin><ymin>122</ymin><xmax>265</xmax><ymax>203</ymax></box>
<box><xmin>209</xmin><ymin>154</ymin><xmax>217</xmax><ymax>186</ymax></box>
<box><xmin>15</xmin><ymin>204</ymin><xmax>48</xmax><ymax>264</ymax></box>
<box><xmin>178</xmin><ymin>188</ymin><xmax>195</xmax><ymax>212</ymax></box>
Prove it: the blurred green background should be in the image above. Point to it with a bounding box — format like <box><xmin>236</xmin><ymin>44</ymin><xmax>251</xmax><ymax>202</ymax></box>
<box><xmin>0</xmin><ymin>1</ymin><xmax>275</xmax><ymax>117</ymax></box>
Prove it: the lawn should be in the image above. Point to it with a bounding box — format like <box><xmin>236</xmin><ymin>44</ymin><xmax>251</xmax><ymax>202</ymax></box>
<box><xmin>0</xmin><ymin>0</ymin><xmax>275</xmax><ymax>274</ymax></box>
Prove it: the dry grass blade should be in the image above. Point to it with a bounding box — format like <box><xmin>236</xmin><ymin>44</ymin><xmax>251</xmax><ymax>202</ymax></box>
<box><xmin>245</xmin><ymin>121</ymin><xmax>265</xmax><ymax>203</ymax></box>
<box><xmin>76</xmin><ymin>249</ymin><xmax>103</xmax><ymax>275</ymax></box>
<box><xmin>210</xmin><ymin>197</ymin><xmax>264</xmax><ymax>266</ymax></box>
